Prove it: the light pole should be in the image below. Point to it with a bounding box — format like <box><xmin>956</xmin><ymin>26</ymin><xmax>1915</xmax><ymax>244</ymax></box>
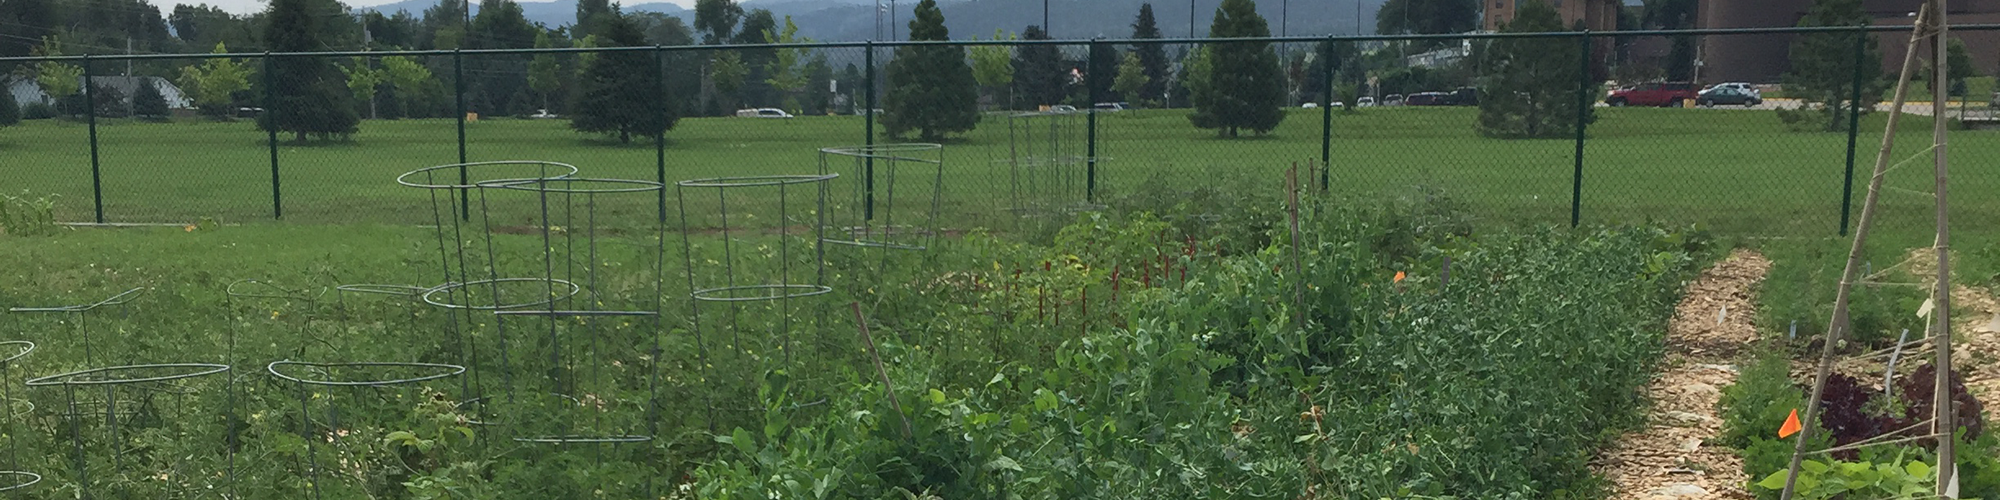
<box><xmin>1281</xmin><ymin>0</ymin><xmax>1288</xmax><ymax>36</ymax></box>
<box><xmin>1044</xmin><ymin>0</ymin><xmax>1050</xmax><ymax>35</ymax></box>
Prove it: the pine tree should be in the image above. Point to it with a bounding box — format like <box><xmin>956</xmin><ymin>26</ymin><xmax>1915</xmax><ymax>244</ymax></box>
<box><xmin>693</xmin><ymin>0</ymin><xmax>742</xmax><ymax>45</ymax></box>
<box><xmin>0</xmin><ymin>85</ymin><xmax>19</xmax><ymax>126</ymax></box>
<box><xmin>131</xmin><ymin>78</ymin><xmax>170</xmax><ymax>119</ymax></box>
<box><xmin>1777</xmin><ymin>0</ymin><xmax>1881</xmax><ymax>132</ymax></box>
<box><xmin>261</xmin><ymin>0</ymin><xmax>359</xmax><ymax>141</ymax></box>
<box><xmin>574</xmin><ymin>0</ymin><xmax>615</xmax><ymax>37</ymax></box>
<box><xmin>882</xmin><ymin>0</ymin><xmax>977</xmax><ymax>140</ymax></box>
<box><xmin>1190</xmin><ymin>0</ymin><xmax>1285</xmax><ymax>137</ymax></box>
<box><xmin>1131</xmin><ymin>4</ymin><xmax>1169</xmax><ymax>107</ymax></box>
<box><xmin>1083</xmin><ymin>42</ymin><xmax>1121</xmax><ymax>104</ymax></box>
<box><xmin>570</xmin><ymin>14</ymin><xmax>674</xmax><ymax>143</ymax></box>
<box><xmin>1011</xmin><ymin>25</ymin><xmax>1067</xmax><ymax>109</ymax></box>
<box><xmin>1476</xmin><ymin>0</ymin><xmax>1592</xmax><ymax>139</ymax></box>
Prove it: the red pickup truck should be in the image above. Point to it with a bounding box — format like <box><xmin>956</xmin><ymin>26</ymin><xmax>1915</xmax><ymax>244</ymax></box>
<box><xmin>1605</xmin><ymin>82</ymin><xmax>1700</xmax><ymax>107</ymax></box>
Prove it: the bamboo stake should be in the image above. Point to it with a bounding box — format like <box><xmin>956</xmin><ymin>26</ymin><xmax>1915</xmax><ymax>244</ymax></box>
<box><xmin>1928</xmin><ymin>0</ymin><xmax>1958</xmax><ymax>491</ymax></box>
<box><xmin>1286</xmin><ymin>163</ymin><xmax>1306</xmax><ymax>329</ymax></box>
<box><xmin>1781</xmin><ymin>6</ymin><xmax>1933</xmax><ymax>499</ymax></box>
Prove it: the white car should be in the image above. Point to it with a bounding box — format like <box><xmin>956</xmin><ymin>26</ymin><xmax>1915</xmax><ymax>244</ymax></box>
<box><xmin>735</xmin><ymin>108</ymin><xmax>794</xmax><ymax>119</ymax></box>
<box><xmin>1357</xmin><ymin>96</ymin><xmax>1376</xmax><ymax>107</ymax></box>
<box><xmin>1705</xmin><ymin>82</ymin><xmax>1760</xmax><ymax>98</ymax></box>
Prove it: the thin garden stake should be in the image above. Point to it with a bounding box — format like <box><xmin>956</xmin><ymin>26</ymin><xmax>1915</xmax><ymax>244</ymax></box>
<box><xmin>1781</xmin><ymin>6</ymin><xmax>1932</xmax><ymax>498</ymax></box>
<box><xmin>850</xmin><ymin>302</ymin><xmax>911</xmax><ymax>439</ymax></box>
<box><xmin>1925</xmin><ymin>2</ymin><xmax>1957</xmax><ymax>488</ymax></box>
<box><xmin>1287</xmin><ymin>163</ymin><xmax>1305</xmax><ymax>329</ymax></box>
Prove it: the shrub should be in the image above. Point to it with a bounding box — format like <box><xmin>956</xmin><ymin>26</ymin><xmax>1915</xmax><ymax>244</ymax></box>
<box><xmin>0</xmin><ymin>90</ymin><xmax>18</xmax><ymax>126</ymax></box>
<box><xmin>20</xmin><ymin>101</ymin><xmax>56</xmax><ymax>120</ymax></box>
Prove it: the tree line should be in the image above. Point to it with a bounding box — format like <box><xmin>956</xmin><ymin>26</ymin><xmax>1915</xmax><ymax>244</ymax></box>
<box><xmin>0</xmin><ymin>0</ymin><xmax>1917</xmax><ymax>142</ymax></box>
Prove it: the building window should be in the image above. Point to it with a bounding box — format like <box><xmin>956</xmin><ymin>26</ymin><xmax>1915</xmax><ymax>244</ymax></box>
<box><xmin>1494</xmin><ymin>1</ymin><xmax>1502</xmax><ymax>8</ymax></box>
<box><xmin>1553</xmin><ymin>0</ymin><xmax>1561</xmax><ymax>7</ymax></box>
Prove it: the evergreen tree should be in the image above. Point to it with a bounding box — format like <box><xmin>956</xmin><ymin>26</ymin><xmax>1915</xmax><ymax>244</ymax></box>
<box><xmin>131</xmin><ymin>79</ymin><xmax>170</xmax><ymax>119</ymax></box>
<box><xmin>575</xmin><ymin>0</ymin><xmax>616</xmax><ymax>37</ymax></box>
<box><xmin>1777</xmin><ymin>0</ymin><xmax>1882</xmax><ymax>132</ymax></box>
<box><xmin>0</xmin><ymin>0</ymin><xmax>55</xmax><ymax>58</ymax></box>
<box><xmin>1011</xmin><ymin>25</ymin><xmax>1067</xmax><ymax>109</ymax></box>
<box><xmin>1190</xmin><ymin>0</ymin><xmax>1285</xmax><ymax>137</ymax></box>
<box><xmin>1641</xmin><ymin>0</ymin><xmax>1697</xmax><ymax>80</ymax></box>
<box><xmin>1476</xmin><ymin>0</ymin><xmax>1593</xmax><ymax>139</ymax></box>
<box><xmin>881</xmin><ymin>0</ymin><xmax>977</xmax><ymax>140</ymax></box>
<box><xmin>1376</xmin><ymin>0</ymin><xmax>1480</xmax><ymax>35</ymax></box>
<box><xmin>1130</xmin><ymin>4</ymin><xmax>1169</xmax><ymax>107</ymax></box>
<box><xmin>733</xmin><ymin>9</ymin><xmax>778</xmax><ymax>107</ymax></box>
<box><xmin>0</xmin><ymin>84</ymin><xmax>18</xmax><ymax>126</ymax></box>
<box><xmin>1083</xmin><ymin>41</ymin><xmax>1121</xmax><ymax>104</ymax></box>
<box><xmin>262</xmin><ymin>0</ymin><xmax>360</xmax><ymax>140</ymax></box>
<box><xmin>571</xmin><ymin>14</ymin><xmax>674</xmax><ymax>143</ymax></box>
<box><xmin>693</xmin><ymin>0</ymin><xmax>742</xmax><ymax>45</ymax></box>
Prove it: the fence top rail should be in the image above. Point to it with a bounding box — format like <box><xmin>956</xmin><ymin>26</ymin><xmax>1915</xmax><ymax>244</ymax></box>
<box><xmin>2</xmin><ymin>24</ymin><xmax>1984</xmax><ymax>63</ymax></box>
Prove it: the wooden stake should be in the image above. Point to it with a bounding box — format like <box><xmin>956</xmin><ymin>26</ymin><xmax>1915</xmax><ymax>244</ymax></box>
<box><xmin>849</xmin><ymin>302</ymin><xmax>912</xmax><ymax>439</ymax></box>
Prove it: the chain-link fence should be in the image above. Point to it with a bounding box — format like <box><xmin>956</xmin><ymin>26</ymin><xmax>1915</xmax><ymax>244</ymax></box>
<box><xmin>2</xmin><ymin>25</ymin><xmax>1992</xmax><ymax>236</ymax></box>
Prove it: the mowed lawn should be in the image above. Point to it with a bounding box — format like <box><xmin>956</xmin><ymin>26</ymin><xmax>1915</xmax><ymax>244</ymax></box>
<box><xmin>0</xmin><ymin>106</ymin><xmax>1991</xmax><ymax>235</ymax></box>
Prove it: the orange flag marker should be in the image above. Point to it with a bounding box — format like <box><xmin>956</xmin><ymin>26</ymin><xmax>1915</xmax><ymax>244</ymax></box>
<box><xmin>1778</xmin><ymin>409</ymin><xmax>1803</xmax><ymax>438</ymax></box>
<box><xmin>1393</xmin><ymin>271</ymin><xmax>1406</xmax><ymax>283</ymax></box>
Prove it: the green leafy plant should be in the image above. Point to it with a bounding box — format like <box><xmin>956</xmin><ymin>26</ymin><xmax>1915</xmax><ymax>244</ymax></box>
<box><xmin>1720</xmin><ymin>351</ymin><xmax>1808</xmax><ymax>449</ymax></box>
<box><xmin>1754</xmin><ymin>452</ymin><xmax>1939</xmax><ymax>500</ymax></box>
<box><xmin>0</xmin><ymin>190</ymin><xmax>59</xmax><ymax>236</ymax></box>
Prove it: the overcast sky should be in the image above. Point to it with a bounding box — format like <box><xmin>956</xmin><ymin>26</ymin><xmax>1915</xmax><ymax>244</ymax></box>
<box><xmin>196</xmin><ymin>0</ymin><xmax>697</xmax><ymax>15</ymax></box>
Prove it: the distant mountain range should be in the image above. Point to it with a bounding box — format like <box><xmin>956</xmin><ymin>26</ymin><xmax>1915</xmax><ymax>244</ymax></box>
<box><xmin>358</xmin><ymin>0</ymin><xmax>1387</xmax><ymax>41</ymax></box>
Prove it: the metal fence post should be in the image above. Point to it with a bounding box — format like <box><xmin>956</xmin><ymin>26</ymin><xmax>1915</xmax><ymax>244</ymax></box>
<box><xmin>454</xmin><ymin>49</ymin><xmax>469</xmax><ymax>221</ymax></box>
<box><xmin>1320</xmin><ymin>36</ymin><xmax>1335</xmax><ymax>192</ymax></box>
<box><xmin>82</xmin><ymin>55</ymin><xmax>104</xmax><ymax>224</ymax></box>
<box><xmin>864</xmin><ymin>41</ymin><xmax>877</xmax><ymax>221</ymax></box>
<box><xmin>656</xmin><ymin>45</ymin><xmax>669</xmax><ymax>222</ymax></box>
<box><xmin>1086</xmin><ymin>39</ymin><xmax>1101</xmax><ymax>203</ymax></box>
<box><xmin>1570</xmin><ymin>31</ymin><xmax>1592</xmax><ymax>228</ymax></box>
<box><xmin>263</xmin><ymin>52</ymin><xmax>282</xmax><ymax>220</ymax></box>
<box><xmin>1838</xmin><ymin>28</ymin><xmax>1866</xmax><ymax>236</ymax></box>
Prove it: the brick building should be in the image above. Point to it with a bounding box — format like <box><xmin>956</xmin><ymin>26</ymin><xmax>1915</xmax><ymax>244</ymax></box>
<box><xmin>1483</xmin><ymin>0</ymin><xmax>1623</xmax><ymax>31</ymax></box>
<box><xmin>1697</xmin><ymin>0</ymin><xmax>2000</xmax><ymax>83</ymax></box>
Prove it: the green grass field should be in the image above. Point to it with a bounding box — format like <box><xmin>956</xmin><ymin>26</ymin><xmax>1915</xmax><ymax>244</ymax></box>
<box><xmin>1</xmin><ymin>106</ymin><xmax>1991</xmax><ymax>235</ymax></box>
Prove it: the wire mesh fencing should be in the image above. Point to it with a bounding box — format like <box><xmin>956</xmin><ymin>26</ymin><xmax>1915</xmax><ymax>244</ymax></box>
<box><xmin>1</xmin><ymin>26</ymin><xmax>1994</xmax><ymax>237</ymax></box>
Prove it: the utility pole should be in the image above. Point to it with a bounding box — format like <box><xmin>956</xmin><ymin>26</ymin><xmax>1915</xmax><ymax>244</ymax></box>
<box><xmin>1281</xmin><ymin>0</ymin><xmax>1288</xmax><ymax>36</ymax></box>
<box><xmin>1044</xmin><ymin>0</ymin><xmax>1050</xmax><ymax>37</ymax></box>
<box><xmin>891</xmin><ymin>0</ymin><xmax>897</xmax><ymax>41</ymax></box>
<box><xmin>1190</xmin><ymin>0</ymin><xmax>1197</xmax><ymax>37</ymax></box>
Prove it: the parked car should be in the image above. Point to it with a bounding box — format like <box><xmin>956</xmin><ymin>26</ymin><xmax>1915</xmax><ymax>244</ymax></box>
<box><xmin>1356</xmin><ymin>96</ymin><xmax>1376</xmax><ymax>107</ymax></box>
<box><xmin>736</xmin><ymin>108</ymin><xmax>794</xmax><ymax>118</ymax></box>
<box><xmin>1301</xmin><ymin>102</ymin><xmax>1319</xmax><ymax>109</ymax></box>
<box><xmin>1383</xmin><ymin>94</ymin><xmax>1405</xmax><ymax>106</ymax></box>
<box><xmin>1705</xmin><ymin>82</ymin><xmax>1760</xmax><ymax>98</ymax></box>
<box><xmin>1441</xmin><ymin>87</ymin><xmax>1479</xmax><ymax>106</ymax></box>
<box><xmin>1093</xmin><ymin>102</ymin><xmax>1130</xmax><ymax>112</ymax></box>
<box><xmin>529</xmin><ymin>109</ymin><xmax>559</xmax><ymax>119</ymax></box>
<box><xmin>1605</xmin><ymin>82</ymin><xmax>1700</xmax><ymax>107</ymax></box>
<box><xmin>1405</xmin><ymin>92</ymin><xmax>1448</xmax><ymax>106</ymax></box>
<box><xmin>1048</xmin><ymin>104</ymin><xmax>1079</xmax><ymax>113</ymax></box>
<box><xmin>1696</xmin><ymin>86</ymin><xmax>1763</xmax><ymax>107</ymax></box>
